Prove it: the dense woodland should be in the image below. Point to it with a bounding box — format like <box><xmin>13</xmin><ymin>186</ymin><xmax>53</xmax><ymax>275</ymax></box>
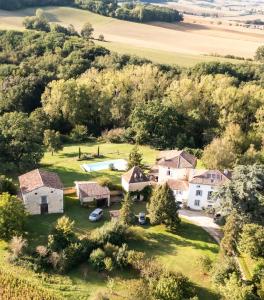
<box><xmin>0</xmin><ymin>28</ymin><xmax>263</xmax><ymax>172</ymax></box>
<box><xmin>0</xmin><ymin>0</ymin><xmax>183</xmax><ymax>23</ymax></box>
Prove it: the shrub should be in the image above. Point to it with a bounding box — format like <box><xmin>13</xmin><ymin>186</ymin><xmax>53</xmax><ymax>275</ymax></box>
<box><xmin>211</xmin><ymin>257</ymin><xmax>239</xmax><ymax>287</ymax></box>
<box><xmin>154</xmin><ymin>271</ymin><xmax>196</xmax><ymax>300</ymax></box>
<box><xmin>238</xmin><ymin>223</ymin><xmax>264</xmax><ymax>258</ymax></box>
<box><xmin>196</xmin><ymin>255</ymin><xmax>213</xmax><ymax>275</ymax></box>
<box><xmin>48</xmin><ymin>216</ymin><xmax>76</xmax><ymax>251</ymax></box>
<box><xmin>0</xmin><ymin>193</ymin><xmax>27</xmax><ymax>240</ymax></box>
<box><xmin>104</xmin><ymin>257</ymin><xmax>114</xmax><ymax>272</ymax></box>
<box><xmin>70</xmin><ymin>125</ymin><xmax>88</xmax><ymax>142</ymax></box>
<box><xmin>98</xmin><ymin>177</ymin><xmax>115</xmax><ymax>190</ymax></box>
<box><xmin>9</xmin><ymin>236</ymin><xmax>27</xmax><ymax>259</ymax></box>
<box><xmin>56</xmin><ymin>242</ymin><xmax>84</xmax><ymax>273</ymax></box>
<box><xmin>101</xmin><ymin>128</ymin><xmax>126</xmax><ymax>143</ymax></box>
<box><xmin>98</xmin><ymin>34</ymin><xmax>105</xmax><ymax>41</ymax></box>
<box><xmin>127</xmin><ymin>250</ymin><xmax>145</xmax><ymax>270</ymax></box>
<box><xmin>89</xmin><ymin>248</ymin><xmax>106</xmax><ymax>271</ymax></box>
<box><xmin>91</xmin><ymin>220</ymin><xmax>129</xmax><ymax>246</ymax></box>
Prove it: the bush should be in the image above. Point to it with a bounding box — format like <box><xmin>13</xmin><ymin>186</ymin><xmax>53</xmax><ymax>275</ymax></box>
<box><xmin>0</xmin><ymin>193</ymin><xmax>27</xmax><ymax>240</ymax></box>
<box><xmin>9</xmin><ymin>236</ymin><xmax>27</xmax><ymax>259</ymax></box>
<box><xmin>48</xmin><ymin>216</ymin><xmax>76</xmax><ymax>251</ymax></box>
<box><xmin>154</xmin><ymin>271</ymin><xmax>196</xmax><ymax>300</ymax></box>
<box><xmin>56</xmin><ymin>242</ymin><xmax>84</xmax><ymax>273</ymax></box>
<box><xmin>91</xmin><ymin>220</ymin><xmax>129</xmax><ymax>246</ymax></box>
<box><xmin>70</xmin><ymin>125</ymin><xmax>88</xmax><ymax>142</ymax></box>
<box><xmin>89</xmin><ymin>248</ymin><xmax>106</xmax><ymax>271</ymax></box>
<box><xmin>196</xmin><ymin>255</ymin><xmax>213</xmax><ymax>275</ymax></box>
<box><xmin>101</xmin><ymin>128</ymin><xmax>126</xmax><ymax>143</ymax></box>
<box><xmin>211</xmin><ymin>257</ymin><xmax>239</xmax><ymax>287</ymax></box>
<box><xmin>97</xmin><ymin>177</ymin><xmax>115</xmax><ymax>190</ymax></box>
<box><xmin>238</xmin><ymin>223</ymin><xmax>264</xmax><ymax>258</ymax></box>
<box><xmin>104</xmin><ymin>257</ymin><xmax>114</xmax><ymax>272</ymax></box>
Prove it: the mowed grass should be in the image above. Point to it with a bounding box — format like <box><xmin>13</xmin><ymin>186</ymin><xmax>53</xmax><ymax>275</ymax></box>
<box><xmin>41</xmin><ymin>142</ymin><xmax>158</xmax><ymax>187</ymax></box>
<box><xmin>12</xmin><ymin>197</ymin><xmax>219</xmax><ymax>299</ymax></box>
<box><xmin>41</xmin><ymin>142</ymin><xmax>205</xmax><ymax>187</ymax></box>
<box><xmin>0</xmin><ymin>6</ymin><xmax>260</xmax><ymax>66</ymax></box>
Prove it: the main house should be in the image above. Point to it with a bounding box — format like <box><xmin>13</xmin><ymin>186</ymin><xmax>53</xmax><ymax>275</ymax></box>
<box><xmin>122</xmin><ymin>150</ymin><xmax>230</xmax><ymax>210</ymax></box>
<box><xmin>19</xmin><ymin>169</ymin><xmax>64</xmax><ymax>215</ymax></box>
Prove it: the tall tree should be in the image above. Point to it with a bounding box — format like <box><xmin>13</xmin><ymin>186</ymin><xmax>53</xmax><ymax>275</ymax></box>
<box><xmin>44</xmin><ymin>129</ymin><xmax>63</xmax><ymax>156</ymax></box>
<box><xmin>215</xmin><ymin>164</ymin><xmax>264</xmax><ymax>223</ymax></box>
<box><xmin>80</xmin><ymin>22</ymin><xmax>94</xmax><ymax>39</ymax></box>
<box><xmin>0</xmin><ymin>112</ymin><xmax>44</xmax><ymax>172</ymax></box>
<box><xmin>147</xmin><ymin>183</ymin><xmax>180</xmax><ymax>230</ymax></box>
<box><xmin>119</xmin><ymin>193</ymin><xmax>134</xmax><ymax>225</ymax></box>
<box><xmin>128</xmin><ymin>145</ymin><xmax>144</xmax><ymax>169</ymax></box>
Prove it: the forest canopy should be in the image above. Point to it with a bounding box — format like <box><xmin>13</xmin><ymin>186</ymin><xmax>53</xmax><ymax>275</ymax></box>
<box><xmin>0</xmin><ymin>28</ymin><xmax>263</xmax><ymax>172</ymax></box>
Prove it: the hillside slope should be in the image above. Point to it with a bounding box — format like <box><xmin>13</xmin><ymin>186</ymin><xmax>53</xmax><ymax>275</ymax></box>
<box><xmin>0</xmin><ymin>6</ymin><xmax>262</xmax><ymax>66</ymax></box>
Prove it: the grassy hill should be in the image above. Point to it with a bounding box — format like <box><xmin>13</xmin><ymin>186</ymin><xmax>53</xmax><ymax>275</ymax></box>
<box><xmin>0</xmin><ymin>6</ymin><xmax>261</xmax><ymax>66</ymax></box>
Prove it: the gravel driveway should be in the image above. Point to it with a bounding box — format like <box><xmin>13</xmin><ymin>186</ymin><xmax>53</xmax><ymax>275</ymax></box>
<box><xmin>179</xmin><ymin>209</ymin><xmax>223</xmax><ymax>244</ymax></box>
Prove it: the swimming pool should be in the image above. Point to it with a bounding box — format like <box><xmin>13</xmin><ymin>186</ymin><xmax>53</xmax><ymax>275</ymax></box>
<box><xmin>81</xmin><ymin>159</ymin><xmax>128</xmax><ymax>172</ymax></box>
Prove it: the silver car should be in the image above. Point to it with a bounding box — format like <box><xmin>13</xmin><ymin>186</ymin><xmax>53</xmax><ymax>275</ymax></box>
<box><xmin>138</xmin><ymin>212</ymin><xmax>146</xmax><ymax>225</ymax></box>
<box><xmin>89</xmin><ymin>208</ymin><xmax>103</xmax><ymax>221</ymax></box>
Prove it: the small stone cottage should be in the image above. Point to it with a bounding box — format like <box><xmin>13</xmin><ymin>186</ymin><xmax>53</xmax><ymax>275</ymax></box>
<box><xmin>19</xmin><ymin>169</ymin><xmax>64</xmax><ymax>215</ymax></box>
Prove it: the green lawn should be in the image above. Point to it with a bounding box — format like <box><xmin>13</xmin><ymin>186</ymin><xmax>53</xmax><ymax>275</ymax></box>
<box><xmin>41</xmin><ymin>142</ymin><xmax>204</xmax><ymax>188</ymax></box>
<box><xmin>41</xmin><ymin>142</ymin><xmax>158</xmax><ymax>187</ymax></box>
<box><xmin>0</xmin><ymin>197</ymin><xmax>220</xmax><ymax>299</ymax></box>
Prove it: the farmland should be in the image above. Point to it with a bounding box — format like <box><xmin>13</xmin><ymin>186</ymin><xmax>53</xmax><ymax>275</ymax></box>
<box><xmin>0</xmin><ymin>6</ymin><xmax>263</xmax><ymax>66</ymax></box>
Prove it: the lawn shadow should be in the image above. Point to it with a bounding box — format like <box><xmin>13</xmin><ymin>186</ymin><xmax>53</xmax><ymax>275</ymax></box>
<box><xmin>195</xmin><ymin>284</ymin><xmax>221</xmax><ymax>300</ymax></box>
<box><xmin>40</xmin><ymin>165</ymin><xmax>123</xmax><ymax>187</ymax></box>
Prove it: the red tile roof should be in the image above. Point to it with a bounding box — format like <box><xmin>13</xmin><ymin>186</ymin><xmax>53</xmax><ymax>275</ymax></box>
<box><xmin>167</xmin><ymin>179</ymin><xmax>189</xmax><ymax>191</ymax></box>
<box><xmin>122</xmin><ymin>166</ymin><xmax>149</xmax><ymax>184</ymax></box>
<box><xmin>189</xmin><ymin>169</ymin><xmax>231</xmax><ymax>186</ymax></box>
<box><xmin>19</xmin><ymin>169</ymin><xmax>63</xmax><ymax>194</ymax></box>
<box><xmin>157</xmin><ymin>150</ymin><xmax>197</xmax><ymax>169</ymax></box>
<box><xmin>75</xmin><ymin>182</ymin><xmax>110</xmax><ymax>199</ymax></box>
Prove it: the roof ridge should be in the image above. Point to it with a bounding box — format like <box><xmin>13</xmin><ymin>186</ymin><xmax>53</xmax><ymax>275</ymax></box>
<box><xmin>37</xmin><ymin>169</ymin><xmax>45</xmax><ymax>188</ymax></box>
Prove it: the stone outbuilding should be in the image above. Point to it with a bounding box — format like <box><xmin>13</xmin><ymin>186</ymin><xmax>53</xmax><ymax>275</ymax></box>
<box><xmin>19</xmin><ymin>169</ymin><xmax>64</xmax><ymax>215</ymax></box>
<box><xmin>75</xmin><ymin>181</ymin><xmax>111</xmax><ymax>207</ymax></box>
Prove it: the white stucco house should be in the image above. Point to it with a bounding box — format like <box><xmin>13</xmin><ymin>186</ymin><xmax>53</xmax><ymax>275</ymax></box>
<box><xmin>19</xmin><ymin>169</ymin><xmax>64</xmax><ymax>215</ymax></box>
<box><xmin>121</xmin><ymin>166</ymin><xmax>151</xmax><ymax>200</ymax></box>
<box><xmin>123</xmin><ymin>150</ymin><xmax>231</xmax><ymax>210</ymax></box>
<box><xmin>75</xmin><ymin>181</ymin><xmax>111</xmax><ymax>207</ymax></box>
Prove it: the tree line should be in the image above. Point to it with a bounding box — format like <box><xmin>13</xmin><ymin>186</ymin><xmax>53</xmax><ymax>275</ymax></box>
<box><xmin>0</xmin><ymin>0</ymin><xmax>183</xmax><ymax>23</ymax></box>
<box><xmin>0</xmin><ymin>28</ymin><xmax>263</xmax><ymax>173</ymax></box>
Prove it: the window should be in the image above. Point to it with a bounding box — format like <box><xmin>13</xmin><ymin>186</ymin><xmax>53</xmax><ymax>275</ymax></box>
<box><xmin>167</xmin><ymin>168</ymin><xmax>171</xmax><ymax>176</ymax></box>
<box><xmin>194</xmin><ymin>200</ymin><xmax>200</xmax><ymax>207</ymax></box>
<box><xmin>208</xmin><ymin>191</ymin><xmax>213</xmax><ymax>199</ymax></box>
<box><xmin>196</xmin><ymin>185</ymin><xmax>200</xmax><ymax>188</ymax></box>
<box><xmin>41</xmin><ymin>196</ymin><xmax>48</xmax><ymax>204</ymax></box>
<box><xmin>196</xmin><ymin>190</ymin><xmax>202</xmax><ymax>196</ymax></box>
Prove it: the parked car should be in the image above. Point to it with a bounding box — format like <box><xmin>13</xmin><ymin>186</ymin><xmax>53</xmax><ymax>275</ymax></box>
<box><xmin>89</xmin><ymin>208</ymin><xmax>103</xmax><ymax>221</ymax></box>
<box><xmin>138</xmin><ymin>212</ymin><xmax>146</xmax><ymax>225</ymax></box>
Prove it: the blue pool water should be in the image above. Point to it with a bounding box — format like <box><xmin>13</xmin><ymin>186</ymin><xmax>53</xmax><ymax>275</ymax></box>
<box><xmin>81</xmin><ymin>159</ymin><xmax>128</xmax><ymax>172</ymax></box>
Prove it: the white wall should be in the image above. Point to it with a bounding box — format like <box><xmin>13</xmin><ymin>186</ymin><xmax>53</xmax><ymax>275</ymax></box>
<box><xmin>158</xmin><ymin>166</ymin><xmax>189</xmax><ymax>182</ymax></box>
<box><xmin>188</xmin><ymin>183</ymin><xmax>218</xmax><ymax>210</ymax></box>
<box><xmin>172</xmin><ymin>189</ymin><xmax>189</xmax><ymax>205</ymax></box>
<box><xmin>121</xmin><ymin>178</ymin><xmax>150</xmax><ymax>193</ymax></box>
<box><xmin>22</xmin><ymin>186</ymin><xmax>63</xmax><ymax>215</ymax></box>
